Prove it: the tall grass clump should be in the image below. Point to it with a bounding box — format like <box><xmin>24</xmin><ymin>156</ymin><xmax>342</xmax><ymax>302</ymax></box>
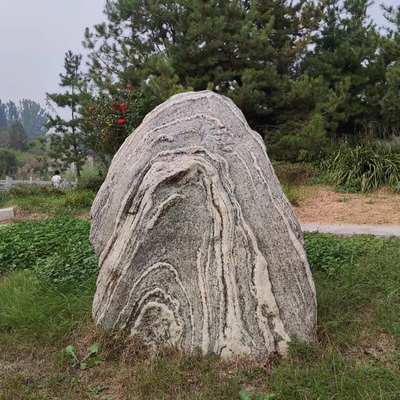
<box><xmin>0</xmin><ymin>271</ymin><xmax>93</xmax><ymax>341</ymax></box>
<box><xmin>330</xmin><ymin>141</ymin><xmax>400</xmax><ymax>192</ymax></box>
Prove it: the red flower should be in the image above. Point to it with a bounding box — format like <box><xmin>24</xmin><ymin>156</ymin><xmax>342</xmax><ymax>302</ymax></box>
<box><xmin>89</xmin><ymin>107</ymin><xmax>92</xmax><ymax>111</ymax></box>
<box><xmin>123</xmin><ymin>110</ymin><xmax>126</xmax><ymax>113</ymax></box>
<box><xmin>117</xmin><ymin>108</ymin><xmax>121</xmax><ymax>112</ymax></box>
<box><xmin>126</xmin><ymin>84</ymin><xmax>131</xmax><ymax>88</ymax></box>
<box><xmin>111</xmin><ymin>102</ymin><xmax>116</xmax><ymax>106</ymax></box>
<box><xmin>120</xmin><ymin>103</ymin><xmax>126</xmax><ymax>108</ymax></box>
<box><xmin>118</xmin><ymin>119</ymin><xmax>126</xmax><ymax>124</ymax></box>
<box><xmin>112</xmin><ymin>107</ymin><xmax>115</xmax><ymax>110</ymax></box>
<box><xmin>101</xmin><ymin>135</ymin><xmax>106</xmax><ymax>139</ymax></box>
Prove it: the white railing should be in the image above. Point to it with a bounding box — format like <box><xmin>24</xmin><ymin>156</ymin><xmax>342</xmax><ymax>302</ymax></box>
<box><xmin>0</xmin><ymin>176</ymin><xmax>77</xmax><ymax>190</ymax></box>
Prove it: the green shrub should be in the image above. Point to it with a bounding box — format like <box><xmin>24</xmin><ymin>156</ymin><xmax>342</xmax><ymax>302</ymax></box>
<box><xmin>330</xmin><ymin>142</ymin><xmax>400</xmax><ymax>192</ymax></box>
<box><xmin>0</xmin><ymin>217</ymin><xmax>98</xmax><ymax>287</ymax></box>
<box><xmin>76</xmin><ymin>174</ymin><xmax>105</xmax><ymax>192</ymax></box>
<box><xmin>282</xmin><ymin>183</ymin><xmax>301</xmax><ymax>206</ymax></box>
<box><xmin>273</xmin><ymin>162</ymin><xmax>316</xmax><ymax>186</ymax></box>
<box><xmin>61</xmin><ymin>190</ymin><xmax>96</xmax><ymax>208</ymax></box>
<box><xmin>0</xmin><ymin>184</ymin><xmax>63</xmax><ymax>204</ymax></box>
<box><xmin>304</xmin><ymin>232</ymin><xmax>364</xmax><ymax>275</ymax></box>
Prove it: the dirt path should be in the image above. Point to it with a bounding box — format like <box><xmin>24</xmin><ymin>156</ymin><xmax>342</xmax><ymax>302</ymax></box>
<box><xmin>294</xmin><ymin>187</ymin><xmax>400</xmax><ymax>226</ymax></box>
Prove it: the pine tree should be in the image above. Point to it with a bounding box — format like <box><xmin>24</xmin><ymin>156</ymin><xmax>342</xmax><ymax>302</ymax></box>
<box><xmin>380</xmin><ymin>4</ymin><xmax>400</xmax><ymax>133</ymax></box>
<box><xmin>302</xmin><ymin>0</ymin><xmax>381</xmax><ymax>136</ymax></box>
<box><xmin>46</xmin><ymin>51</ymin><xmax>89</xmax><ymax>178</ymax></box>
<box><xmin>83</xmin><ymin>0</ymin><xmax>321</xmax><ymax>132</ymax></box>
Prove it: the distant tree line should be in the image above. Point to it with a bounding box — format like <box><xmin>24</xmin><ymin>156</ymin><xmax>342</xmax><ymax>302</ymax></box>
<box><xmin>0</xmin><ymin>99</ymin><xmax>48</xmax><ymax>151</ymax></box>
<box><xmin>46</xmin><ymin>0</ymin><xmax>400</xmax><ymax>167</ymax></box>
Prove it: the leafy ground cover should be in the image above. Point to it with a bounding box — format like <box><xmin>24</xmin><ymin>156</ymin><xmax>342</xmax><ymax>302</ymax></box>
<box><xmin>0</xmin><ymin>218</ymin><xmax>400</xmax><ymax>399</ymax></box>
<box><xmin>0</xmin><ymin>184</ymin><xmax>95</xmax><ymax>217</ymax></box>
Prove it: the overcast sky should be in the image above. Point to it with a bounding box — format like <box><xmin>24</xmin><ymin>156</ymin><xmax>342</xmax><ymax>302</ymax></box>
<box><xmin>0</xmin><ymin>0</ymin><xmax>398</xmax><ymax>111</ymax></box>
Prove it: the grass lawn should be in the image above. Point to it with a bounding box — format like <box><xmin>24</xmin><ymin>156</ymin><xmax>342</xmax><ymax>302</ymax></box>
<box><xmin>0</xmin><ymin>218</ymin><xmax>399</xmax><ymax>399</ymax></box>
<box><xmin>0</xmin><ymin>184</ymin><xmax>95</xmax><ymax>218</ymax></box>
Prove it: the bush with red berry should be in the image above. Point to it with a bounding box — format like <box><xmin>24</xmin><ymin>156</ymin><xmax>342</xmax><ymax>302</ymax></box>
<box><xmin>84</xmin><ymin>85</ymin><xmax>145</xmax><ymax>164</ymax></box>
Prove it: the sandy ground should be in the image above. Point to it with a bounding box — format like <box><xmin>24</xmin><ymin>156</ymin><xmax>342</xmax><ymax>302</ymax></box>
<box><xmin>294</xmin><ymin>187</ymin><xmax>400</xmax><ymax>226</ymax></box>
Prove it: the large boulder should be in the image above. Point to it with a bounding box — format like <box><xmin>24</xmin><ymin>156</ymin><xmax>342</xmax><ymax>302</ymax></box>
<box><xmin>90</xmin><ymin>91</ymin><xmax>316</xmax><ymax>360</ymax></box>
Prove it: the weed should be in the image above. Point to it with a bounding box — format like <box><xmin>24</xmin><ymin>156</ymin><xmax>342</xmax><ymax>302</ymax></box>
<box><xmin>61</xmin><ymin>190</ymin><xmax>96</xmax><ymax>208</ymax></box>
<box><xmin>337</xmin><ymin>197</ymin><xmax>349</xmax><ymax>203</ymax></box>
<box><xmin>282</xmin><ymin>183</ymin><xmax>302</xmax><ymax>206</ymax></box>
<box><xmin>0</xmin><ymin>217</ymin><xmax>98</xmax><ymax>287</ymax></box>
<box><xmin>65</xmin><ymin>343</ymin><xmax>101</xmax><ymax>370</ymax></box>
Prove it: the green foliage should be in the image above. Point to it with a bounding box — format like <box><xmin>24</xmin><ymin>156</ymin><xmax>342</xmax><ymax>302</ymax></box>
<box><xmin>329</xmin><ymin>142</ymin><xmax>400</xmax><ymax>192</ymax></box>
<box><xmin>273</xmin><ymin>162</ymin><xmax>316</xmax><ymax>186</ymax></box>
<box><xmin>8</xmin><ymin>120</ymin><xmax>28</xmax><ymax>151</ymax></box>
<box><xmin>18</xmin><ymin>99</ymin><xmax>48</xmax><ymax>140</ymax></box>
<box><xmin>0</xmin><ymin>148</ymin><xmax>18</xmax><ymax>177</ymax></box>
<box><xmin>84</xmin><ymin>0</ymin><xmax>326</xmax><ymax>158</ymax></box>
<box><xmin>281</xmin><ymin>184</ymin><xmax>301</xmax><ymax>206</ymax></box>
<box><xmin>65</xmin><ymin>343</ymin><xmax>101</xmax><ymax>370</ymax></box>
<box><xmin>0</xmin><ymin>100</ymin><xmax>7</xmax><ymax>131</ymax></box>
<box><xmin>1</xmin><ymin>183</ymin><xmax>63</xmax><ymax>198</ymax></box>
<box><xmin>1</xmin><ymin>221</ymin><xmax>400</xmax><ymax>399</ymax></box>
<box><xmin>0</xmin><ymin>184</ymin><xmax>95</xmax><ymax>216</ymax></box>
<box><xmin>83</xmin><ymin>85</ymin><xmax>146</xmax><ymax>166</ymax></box>
<box><xmin>304</xmin><ymin>232</ymin><xmax>363</xmax><ymax>275</ymax></box>
<box><xmin>46</xmin><ymin>51</ymin><xmax>91</xmax><ymax>179</ymax></box>
<box><xmin>61</xmin><ymin>190</ymin><xmax>96</xmax><ymax>208</ymax></box>
<box><xmin>303</xmin><ymin>0</ymin><xmax>382</xmax><ymax>136</ymax></box>
<box><xmin>0</xmin><ymin>270</ymin><xmax>93</xmax><ymax>340</ymax></box>
<box><xmin>76</xmin><ymin>0</ymin><xmax>400</xmax><ymax>163</ymax></box>
<box><xmin>0</xmin><ymin>130</ymin><xmax>10</xmax><ymax>147</ymax></box>
<box><xmin>76</xmin><ymin>173</ymin><xmax>105</xmax><ymax>192</ymax></box>
<box><xmin>0</xmin><ymin>217</ymin><xmax>98</xmax><ymax>287</ymax></box>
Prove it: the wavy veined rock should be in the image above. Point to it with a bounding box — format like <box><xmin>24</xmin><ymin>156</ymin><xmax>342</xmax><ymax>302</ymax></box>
<box><xmin>90</xmin><ymin>90</ymin><xmax>316</xmax><ymax>360</ymax></box>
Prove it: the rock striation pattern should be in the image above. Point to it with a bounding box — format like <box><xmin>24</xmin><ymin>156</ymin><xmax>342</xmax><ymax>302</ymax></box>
<box><xmin>90</xmin><ymin>91</ymin><xmax>317</xmax><ymax>360</ymax></box>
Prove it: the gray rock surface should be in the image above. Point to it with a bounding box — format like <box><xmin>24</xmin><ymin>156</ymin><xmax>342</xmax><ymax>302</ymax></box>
<box><xmin>0</xmin><ymin>207</ymin><xmax>15</xmax><ymax>222</ymax></box>
<box><xmin>90</xmin><ymin>91</ymin><xmax>316</xmax><ymax>360</ymax></box>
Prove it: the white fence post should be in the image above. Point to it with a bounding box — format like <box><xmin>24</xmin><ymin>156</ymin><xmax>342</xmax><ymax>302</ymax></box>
<box><xmin>5</xmin><ymin>176</ymin><xmax>12</xmax><ymax>187</ymax></box>
<box><xmin>29</xmin><ymin>177</ymin><xmax>33</xmax><ymax>184</ymax></box>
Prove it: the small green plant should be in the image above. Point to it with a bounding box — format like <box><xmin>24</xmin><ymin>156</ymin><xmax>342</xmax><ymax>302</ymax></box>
<box><xmin>65</xmin><ymin>343</ymin><xmax>101</xmax><ymax>370</ymax></box>
<box><xmin>61</xmin><ymin>190</ymin><xmax>96</xmax><ymax>208</ymax></box>
<box><xmin>303</xmin><ymin>232</ymin><xmax>364</xmax><ymax>275</ymax></box>
<box><xmin>337</xmin><ymin>197</ymin><xmax>349</xmax><ymax>203</ymax></box>
<box><xmin>282</xmin><ymin>183</ymin><xmax>301</xmax><ymax>206</ymax></box>
<box><xmin>239</xmin><ymin>390</ymin><xmax>278</xmax><ymax>400</ymax></box>
<box><xmin>0</xmin><ymin>217</ymin><xmax>98</xmax><ymax>287</ymax></box>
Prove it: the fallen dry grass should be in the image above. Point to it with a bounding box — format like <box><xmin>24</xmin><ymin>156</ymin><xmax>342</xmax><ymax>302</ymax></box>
<box><xmin>294</xmin><ymin>186</ymin><xmax>400</xmax><ymax>225</ymax></box>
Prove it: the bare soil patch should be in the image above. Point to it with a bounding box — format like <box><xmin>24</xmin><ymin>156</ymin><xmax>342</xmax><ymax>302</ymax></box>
<box><xmin>77</xmin><ymin>212</ymin><xmax>91</xmax><ymax>220</ymax></box>
<box><xmin>0</xmin><ymin>207</ymin><xmax>49</xmax><ymax>225</ymax></box>
<box><xmin>294</xmin><ymin>186</ymin><xmax>400</xmax><ymax>225</ymax></box>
